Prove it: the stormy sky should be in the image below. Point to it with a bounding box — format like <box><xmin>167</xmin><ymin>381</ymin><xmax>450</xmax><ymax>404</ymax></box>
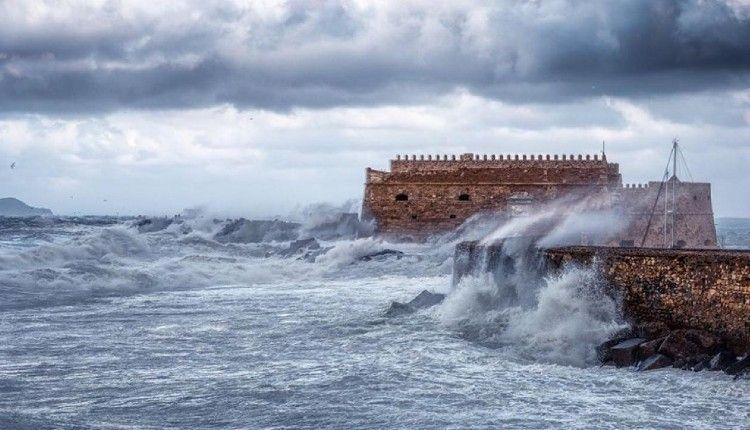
<box><xmin>1</xmin><ymin>0</ymin><xmax>750</xmax><ymax>217</ymax></box>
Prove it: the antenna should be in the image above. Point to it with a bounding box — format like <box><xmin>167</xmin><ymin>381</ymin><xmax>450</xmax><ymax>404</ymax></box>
<box><xmin>602</xmin><ymin>141</ymin><xmax>606</xmax><ymax>159</ymax></box>
<box><xmin>671</xmin><ymin>138</ymin><xmax>678</xmax><ymax>180</ymax></box>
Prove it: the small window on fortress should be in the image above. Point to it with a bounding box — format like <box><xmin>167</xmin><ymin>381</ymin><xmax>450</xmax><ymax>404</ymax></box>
<box><xmin>411</xmin><ymin>214</ymin><xmax>417</xmax><ymax>220</ymax></box>
<box><xmin>458</xmin><ymin>193</ymin><xmax>470</xmax><ymax>201</ymax></box>
<box><xmin>449</xmin><ymin>214</ymin><xmax>456</xmax><ymax>219</ymax></box>
<box><xmin>395</xmin><ymin>193</ymin><xmax>408</xmax><ymax>201</ymax></box>
<box><xmin>693</xmin><ymin>195</ymin><xmax>698</xmax><ymax>201</ymax></box>
<box><xmin>675</xmin><ymin>240</ymin><xmax>686</xmax><ymax>249</ymax></box>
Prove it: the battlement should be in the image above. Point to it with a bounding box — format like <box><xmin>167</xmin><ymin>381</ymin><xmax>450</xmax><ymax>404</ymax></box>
<box><xmin>390</xmin><ymin>152</ymin><xmax>615</xmax><ymax>174</ymax></box>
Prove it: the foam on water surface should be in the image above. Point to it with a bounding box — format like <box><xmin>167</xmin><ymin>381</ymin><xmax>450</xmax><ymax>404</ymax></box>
<box><xmin>0</xmin><ymin>215</ymin><xmax>748</xmax><ymax>429</ymax></box>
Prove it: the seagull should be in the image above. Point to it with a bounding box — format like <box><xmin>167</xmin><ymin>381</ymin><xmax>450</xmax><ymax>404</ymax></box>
<box><xmin>10</xmin><ymin>162</ymin><xmax>15</xmax><ymax>169</ymax></box>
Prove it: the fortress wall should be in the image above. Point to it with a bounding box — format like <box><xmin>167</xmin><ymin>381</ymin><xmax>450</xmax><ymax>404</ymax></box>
<box><xmin>544</xmin><ymin>247</ymin><xmax>750</xmax><ymax>353</ymax></box>
<box><xmin>616</xmin><ymin>182</ymin><xmax>717</xmax><ymax>248</ymax></box>
<box><xmin>381</xmin><ymin>167</ymin><xmax>619</xmax><ymax>185</ymax></box>
<box><xmin>363</xmin><ymin>182</ymin><xmax>612</xmax><ymax>236</ymax></box>
<box><xmin>362</xmin><ymin>154</ymin><xmax>716</xmax><ymax>247</ymax></box>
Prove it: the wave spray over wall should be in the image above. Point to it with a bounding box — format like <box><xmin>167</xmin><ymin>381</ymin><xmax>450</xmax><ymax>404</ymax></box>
<box><xmin>437</xmin><ymin>199</ymin><xmax>629</xmax><ymax>367</ymax></box>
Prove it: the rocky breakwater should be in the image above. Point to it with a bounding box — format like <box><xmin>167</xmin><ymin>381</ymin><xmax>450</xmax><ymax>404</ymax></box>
<box><xmin>453</xmin><ymin>240</ymin><xmax>750</xmax><ymax>378</ymax></box>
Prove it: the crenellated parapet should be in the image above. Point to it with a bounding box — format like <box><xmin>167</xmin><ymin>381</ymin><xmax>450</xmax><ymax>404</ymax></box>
<box><xmin>390</xmin><ymin>152</ymin><xmax>611</xmax><ymax>173</ymax></box>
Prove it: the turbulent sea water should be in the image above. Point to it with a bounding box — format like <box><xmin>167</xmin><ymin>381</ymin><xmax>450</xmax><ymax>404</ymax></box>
<box><xmin>0</xmin><ymin>215</ymin><xmax>748</xmax><ymax>429</ymax></box>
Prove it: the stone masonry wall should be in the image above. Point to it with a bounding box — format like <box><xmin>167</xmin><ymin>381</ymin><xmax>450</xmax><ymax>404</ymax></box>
<box><xmin>362</xmin><ymin>153</ymin><xmax>621</xmax><ymax>237</ymax></box>
<box><xmin>544</xmin><ymin>247</ymin><xmax>750</xmax><ymax>353</ymax></box>
<box><xmin>362</xmin><ymin>153</ymin><xmax>717</xmax><ymax>248</ymax></box>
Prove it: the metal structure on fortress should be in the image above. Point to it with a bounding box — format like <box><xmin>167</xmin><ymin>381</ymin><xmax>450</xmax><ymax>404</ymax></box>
<box><xmin>361</xmin><ymin>146</ymin><xmax>717</xmax><ymax>248</ymax></box>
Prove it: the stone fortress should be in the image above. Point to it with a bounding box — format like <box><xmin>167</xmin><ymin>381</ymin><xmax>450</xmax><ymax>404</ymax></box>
<box><xmin>363</xmin><ymin>148</ymin><xmax>749</xmax><ymax>367</ymax></box>
<box><xmin>362</xmin><ymin>151</ymin><xmax>717</xmax><ymax>247</ymax></box>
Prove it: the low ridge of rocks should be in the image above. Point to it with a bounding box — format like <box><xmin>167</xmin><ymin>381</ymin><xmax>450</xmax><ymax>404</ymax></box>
<box><xmin>598</xmin><ymin>322</ymin><xmax>750</xmax><ymax>379</ymax></box>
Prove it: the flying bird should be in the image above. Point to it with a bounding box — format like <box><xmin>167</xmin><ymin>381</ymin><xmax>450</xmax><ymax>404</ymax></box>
<box><xmin>10</xmin><ymin>162</ymin><xmax>15</xmax><ymax>169</ymax></box>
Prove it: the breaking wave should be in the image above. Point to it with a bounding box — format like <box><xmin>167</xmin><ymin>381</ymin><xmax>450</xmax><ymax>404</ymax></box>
<box><xmin>434</xmin><ymin>200</ymin><xmax>630</xmax><ymax>366</ymax></box>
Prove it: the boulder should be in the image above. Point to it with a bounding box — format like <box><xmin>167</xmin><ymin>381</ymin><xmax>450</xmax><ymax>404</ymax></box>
<box><xmin>708</xmin><ymin>351</ymin><xmax>736</xmax><ymax>371</ymax></box>
<box><xmin>214</xmin><ymin>219</ymin><xmax>300</xmax><ymax>243</ymax></box>
<box><xmin>637</xmin><ymin>337</ymin><xmax>666</xmax><ymax>360</ymax></box>
<box><xmin>277</xmin><ymin>238</ymin><xmax>321</xmax><ymax>258</ymax></box>
<box><xmin>610</xmin><ymin>338</ymin><xmax>646</xmax><ymax>367</ymax></box>
<box><xmin>724</xmin><ymin>354</ymin><xmax>750</xmax><ymax>376</ymax></box>
<box><xmin>385</xmin><ymin>290</ymin><xmax>446</xmax><ymax>317</ymax></box>
<box><xmin>289</xmin><ymin>238</ymin><xmax>320</xmax><ymax>253</ymax></box>
<box><xmin>359</xmin><ymin>249</ymin><xmax>405</xmax><ymax>262</ymax></box>
<box><xmin>408</xmin><ymin>290</ymin><xmax>446</xmax><ymax>309</ymax></box>
<box><xmin>657</xmin><ymin>329</ymin><xmax>719</xmax><ymax>361</ymax></box>
<box><xmin>385</xmin><ymin>301</ymin><xmax>413</xmax><ymax>317</ymax></box>
<box><xmin>596</xmin><ymin>328</ymin><xmax>635</xmax><ymax>363</ymax></box>
<box><xmin>638</xmin><ymin>354</ymin><xmax>673</xmax><ymax>371</ymax></box>
<box><xmin>692</xmin><ymin>358</ymin><xmax>710</xmax><ymax>372</ymax></box>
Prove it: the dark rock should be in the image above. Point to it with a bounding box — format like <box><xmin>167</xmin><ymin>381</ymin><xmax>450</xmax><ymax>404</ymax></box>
<box><xmin>214</xmin><ymin>219</ymin><xmax>300</xmax><ymax>244</ymax></box>
<box><xmin>692</xmin><ymin>358</ymin><xmax>710</xmax><ymax>372</ymax></box>
<box><xmin>708</xmin><ymin>351</ymin><xmax>736</xmax><ymax>371</ymax></box>
<box><xmin>658</xmin><ymin>329</ymin><xmax>720</xmax><ymax>361</ymax></box>
<box><xmin>408</xmin><ymin>290</ymin><xmax>446</xmax><ymax>309</ymax></box>
<box><xmin>302</xmin><ymin>212</ymin><xmax>373</xmax><ymax>240</ymax></box>
<box><xmin>610</xmin><ymin>338</ymin><xmax>646</xmax><ymax>367</ymax></box>
<box><xmin>637</xmin><ymin>337</ymin><xmax>667</xmax><ymax>360</ymax></box>
<box><xmin>289</xmin><ymin>238</ymin><xmax>320</xmax><ymax>253</ymax></box>
<box><xmin>359</xmin><ymin>249</ymin><xmax>405</xmax><ymax>262</ymax></box>
<box><xmin>638</xmin><ymin>354</ymin><xmax>673</xmax><ymax>371</ymax></box>
<box><xmin>385</xmin><ymin>290</ymin><xmax>446</xmax><ymax>317</ymax></box>
<box><xmin>596</xmin><ymin>331</ymin><xmax>635</xmax><ymax>363</ymax></box>
<box><xmin>385</xmin><ymin>301</ymin><xmax>413</xmax><ymax>317</ymax></box>
<box><xmin>634</xmin><ymin>322</ymin><xmax>671</xmax><ymax>340</ymax></box>
<box><xmin>724</xmin><ymin>354</ymin><xmax>750</xmax><ymax>376</ymax></box>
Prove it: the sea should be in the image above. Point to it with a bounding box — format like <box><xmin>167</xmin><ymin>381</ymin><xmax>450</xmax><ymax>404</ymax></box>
<box><xmin>0</xmin><ymin>212</ymin><xmax>748</xmax><ymax>429</ymax></box>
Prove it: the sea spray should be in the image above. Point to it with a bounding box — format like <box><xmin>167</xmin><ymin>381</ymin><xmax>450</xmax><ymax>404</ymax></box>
<box><xmin>439</xmin><ymin>200</ymin><xmax>631</xmax><ymax>366</ymax></box>
<box><xmin>439</xmin><ymin>263</ymin><xmax>624</xmax><ymax>366</ymax></box>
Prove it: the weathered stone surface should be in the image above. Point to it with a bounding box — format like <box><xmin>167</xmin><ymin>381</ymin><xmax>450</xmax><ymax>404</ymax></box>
<box><xmin>638</xmin><ymin>354</ymin><xmax>673</xmax><ymax>371</ymax></box>
<box><xmin>610</xmin><ymin>338</ymin><xmax>646</xmax><ymax>367</ymax></box>
<box><xmin>658</xmin><ymin>329</ymin><xmax>719</xmax><ymax>361</ymax></box>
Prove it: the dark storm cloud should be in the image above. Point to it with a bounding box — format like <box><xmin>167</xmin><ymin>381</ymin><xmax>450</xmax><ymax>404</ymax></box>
<box><xmin>1</xmin><ymin>0</ymin><xmax>750</xmax><ymax>113</ymax></box>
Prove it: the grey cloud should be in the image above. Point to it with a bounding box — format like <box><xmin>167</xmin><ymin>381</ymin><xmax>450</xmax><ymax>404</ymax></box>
<box><xmin>1</xmin><ymin>0</ymin><xmax>750</xmax><ymax>113</ymax></box>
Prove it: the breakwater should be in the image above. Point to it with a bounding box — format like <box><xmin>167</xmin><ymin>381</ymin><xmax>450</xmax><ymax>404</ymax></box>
<box><xmin>453</xmin><ymin>241</ymin><xmax>750</xmax><ymax>358</ymax></box>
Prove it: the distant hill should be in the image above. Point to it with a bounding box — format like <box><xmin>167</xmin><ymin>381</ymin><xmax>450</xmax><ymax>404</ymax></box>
<box><xmin>0</xmin><ymin>198</ymin><xmax>53</xmax><ymax>217</ymax></box>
